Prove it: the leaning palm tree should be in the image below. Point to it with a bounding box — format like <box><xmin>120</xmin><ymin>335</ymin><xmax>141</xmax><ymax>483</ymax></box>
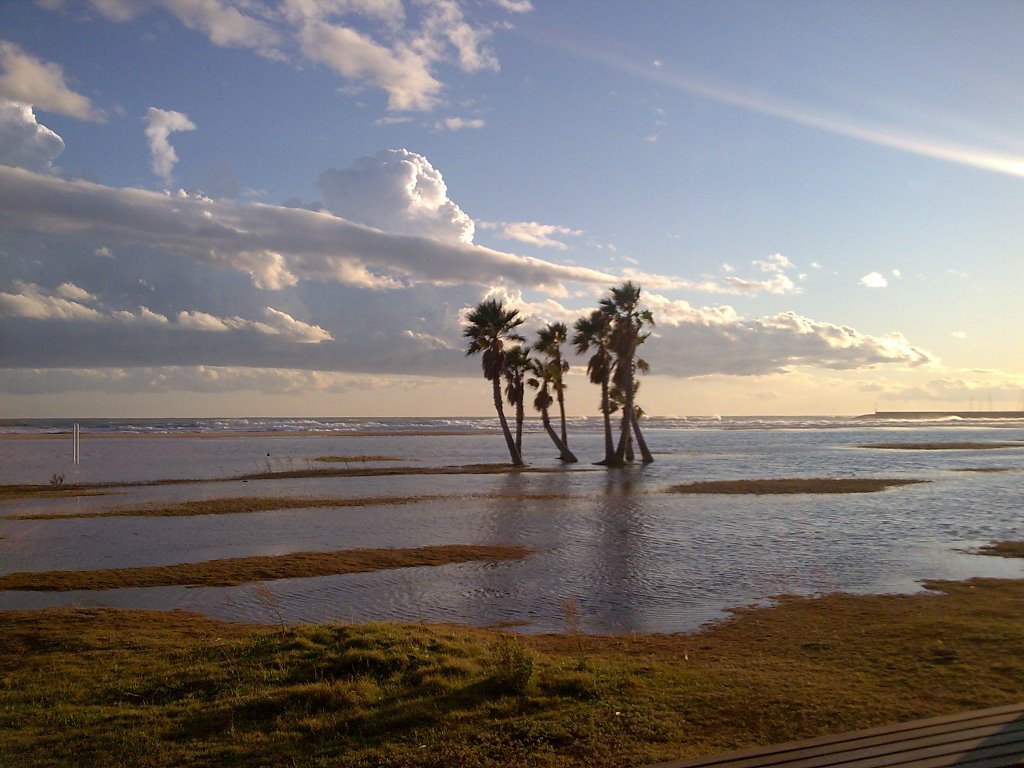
<box><xmin>463</xmin><ymin>298</ymin><xmax>525</xmax><ymax>466</ymax></box>
<box><xmin>502</xmin><ymin>345</ymin><xmax>531</xmax><ymax>458</ymax></box>
<box><xmin>601</xmin><ymin>282</ymin><xmax>655</xmax><ymax>465</ymax></box>
<box><xmin>533</xmin><ymin>322</ymin><xmax>577</xmax><ymax>463</ymax></box>
<box><xmin>573</xmin><ymin>308</ymin><xmax>616</xmax><ymax>464</ymax></box>
<box><xmin>526</xmin><ymin>358</ymin><xmax>571</xmax><ymax>459</ymax></box>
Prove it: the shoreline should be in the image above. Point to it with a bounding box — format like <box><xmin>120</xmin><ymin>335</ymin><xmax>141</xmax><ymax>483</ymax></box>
<box><xmin>0</xmin><ymin>428</ymin><xmax>504</xmax><ymax>440</ymax></box>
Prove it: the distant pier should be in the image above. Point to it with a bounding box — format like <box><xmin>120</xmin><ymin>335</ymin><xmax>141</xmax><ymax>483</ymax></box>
<box><xmin>858</xmin><ymin>411</ymin><xmax>1024</xmax><ymax>420</ymax></box>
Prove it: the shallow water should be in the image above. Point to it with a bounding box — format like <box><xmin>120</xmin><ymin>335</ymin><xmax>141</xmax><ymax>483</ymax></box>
<box><xmin>1</xmin><ymin>419</ymin><xmax>1022</xmax><ymax>633</ymax></box>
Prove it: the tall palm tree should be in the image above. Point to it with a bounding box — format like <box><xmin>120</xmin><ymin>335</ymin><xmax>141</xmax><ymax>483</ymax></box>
<box><xmin>533</xmin><ymin>322</ymin><xmax>577</xmax><ymax>463</ymax></box>
<box><xmin>502</xmin><ymin>345</ymin><xmax>531</xmax><ymax>458</ymax></box>
<box><xmin>526</xmin><ymin>357</ymin><xmax>571</xmax><ymax>459</ymax></box>
<box><xmin>463</xmin><ymin>298</ymin><xmax>525</xmax><ymax>466</ymax></box>
<box><xmin>601</xmin><ymin>282</ymin><xmax>655</xmax><ymax>465</ymax></box>
<box><xmin>573</xmin><ymin>308</ymin><xmax>616</xmax><ymax>465</ymax></box>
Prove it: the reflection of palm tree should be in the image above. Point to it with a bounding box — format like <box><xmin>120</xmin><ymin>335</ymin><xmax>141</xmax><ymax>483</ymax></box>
<box><xmin>573</xmin><ymin>308</ymin><xmax>615</xmax><ymax>465</ymax></box>
<box><xmin>527</xmin><ymin>358</ymin><xmax>572</xmax><ymax>459</ymax></box>
<box><xmin>533</xmin><ymin>323</ymin><xmax>578</xmax><ymax>463</ymax></box>
<box><xmin>502</xmin><ymin>345</ymin><xmax>531</xmax><ymax>458</ymax></box>
<box><xmin>463</xmin><ymin>298</ymin><xmax>525</xmax><ymax>466</ymax></box>
<box><xmin>601</xmin><ymin>282</ymin><xmax>655</xmax><ymax>465</ymax></box>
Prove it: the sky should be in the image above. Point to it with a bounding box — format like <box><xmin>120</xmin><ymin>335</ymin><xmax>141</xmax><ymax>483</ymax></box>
<box><xmin>1</xmin><ymin>0</ymin><xmax>1023</xmax><ymax>418</ymax></box>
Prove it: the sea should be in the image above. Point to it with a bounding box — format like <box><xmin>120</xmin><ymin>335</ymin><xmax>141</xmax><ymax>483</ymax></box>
<box><xmin>1</xmin><ymin>414</ymin><xmax>1022</xmax><ymax>634</ymax></box>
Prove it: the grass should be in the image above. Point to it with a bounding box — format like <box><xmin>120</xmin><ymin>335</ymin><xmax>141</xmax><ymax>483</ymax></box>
<box><xmin>314</xmin><ymin>455</ymin><xmax>404</xmax><ymax>463</ymax></box>
<box><xmin>3</xmin><ymin>495</ymin><xmax>450</xmax><ymax>520</ymax></box>
<box><xmin>0</xmin><ymin>544</ymin><xmax>533</xmax><ymax>591</ymax></box>
<box><xmin>666</xmin><ymin>478</ymin><xmax>925</xmax><ymax>494</ymax></box>
<box><xmin>858</xmin><ymin>442</ymin><xmax>1024</xmax><ymax>450</ymax></box>
<box><xmin>3</xmin><ymin>492</ymin><xmax>575</xmax><ymax>520</ymax></box>
<box><xmin>1</xmin><ymin>577</ymin><xmax>1022</xmax><ymax>767</ymax></box>
<box><xmin>0</xmin><ymin>463</ymin><xmax>592</xmax><ymax>500</ymax></box>
<box><xmin>974</xmin><ymin>541</ymin><xmax>1024</xmax><ymax>558</ymax></box>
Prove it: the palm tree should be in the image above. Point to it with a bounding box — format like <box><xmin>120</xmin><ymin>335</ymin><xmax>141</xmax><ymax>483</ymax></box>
<box><xmin>526</xmin><ymin>357</ymin><xmax>571</xmax><ymax>459</ymax></box>
<box><xmin>502</xmin><ymin>345</ymin><xmax>531</xmax><ymax>458</ymax></box>
<box><xmin>601</xmin><ymin>282</ymin><xmax>655</xmax><ymax>465</ymax></box>
<box><xmin>533</xmin><ymin>322</ymin><xmax>577</xmax><ymax>463</ymax></box>
<box><xmin>573</xmin><ymin>308</ymin><xmax>616</xmax><ymax>465</ymax></box>
<box><xmin>463</xmin><ymin>298</ymin><xmax>525</xmax><ymax>466</ymax></box>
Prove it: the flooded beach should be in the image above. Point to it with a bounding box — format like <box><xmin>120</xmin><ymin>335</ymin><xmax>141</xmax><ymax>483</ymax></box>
<box><xmin>2</xmin><ymin>416</ymin><xmax>1022</xmax><ymax>633</ymax></box>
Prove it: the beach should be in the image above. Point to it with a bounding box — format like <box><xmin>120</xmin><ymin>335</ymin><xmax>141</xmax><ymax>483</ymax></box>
<box><xmin>2</xmin><ymin>415</ymin><xmax>1022</xmax><ymax>633</ymax></box>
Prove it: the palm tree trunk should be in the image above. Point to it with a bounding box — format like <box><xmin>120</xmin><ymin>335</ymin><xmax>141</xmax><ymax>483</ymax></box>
<box><xmin>539</xmin><ymin>406</ymin><xmax>568</xmax><ymax>458</ymax></box>
<box><xmin>554</xmin><ymin>392</ymin><xmax>577</xmax><ymax>463</ymax></box>
<box><xmin>632</xmin><ymin>413</ymin><xmax>654</xmax><ymax>463</ymax></box>
<box><xmin>514</xmin><ymin>383</ymin><xmax>524</xmax><ymax>456</ymax></box>
<box><xmin>493</xmin><ymin>377</ymin><xmax>523</xmax><ymax>466</ymax></box>
<box><xmin>554</xmin><ymin>354</ymin><xmax>577</xmax><ymax>463</ymax></box>
<box><xmin>599</xmin><ymin>377</ymin><xmax>614</xmax><ymax>464</ymax></box>
<box><xmin>613</xmin><ymin>368</ymin><xmax>635</xmax><ymax>464</ymax></box>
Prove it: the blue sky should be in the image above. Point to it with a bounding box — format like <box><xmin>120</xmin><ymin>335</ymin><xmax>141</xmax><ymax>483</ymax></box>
<box><xmin>1</xmin><ymin>0</ymin><xmax>1022</xmax><ymax>417</ymax></box>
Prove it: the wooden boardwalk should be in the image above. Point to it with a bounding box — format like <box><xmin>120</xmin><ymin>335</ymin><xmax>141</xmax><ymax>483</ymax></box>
<box><xmin>649</xmin><ymin>703</ymin><xmax>1024</xmax><ymax>768</ymax></box>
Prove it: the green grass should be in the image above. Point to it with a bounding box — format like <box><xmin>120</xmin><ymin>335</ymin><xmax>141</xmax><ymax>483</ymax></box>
<box><xmin>666</xmin><ymin>478</ymin><xmax>924</xmax><ymax>494</ymax></box>
<box><xmin>1</xmin><ymin>578</ymin><xmax>1022</xmax><ymax>767</ymax></box>
<box><xmin>974</xmin><ymin>540</ymin><xmax>1024</xmax><ymax>558</ymax></box>
<box><xmin>0</xmin><ymin>544</ymin><xmax>533</xmax><ymax>591</ymax></box>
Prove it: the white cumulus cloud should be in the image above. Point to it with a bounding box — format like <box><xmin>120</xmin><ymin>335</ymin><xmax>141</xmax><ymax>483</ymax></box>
<box><xmin>318</xmin><ymin>148</ymin><xmax>476</xmax><ymax>244</ymax></box>
<box><xmin>0</xmin><ymin>41</ymin><xmax>103</xmax><ymax>121</ymax></box>
<box><xmin>860</xmin><ymin>271</ymin><xmax>889</xmax><ymax>288</ymax></box>
<box><xmin>0</xmin><ymin>99</ymin><xmax>65</xmax><ymax>171</ymax></box>
<box><xmin>144</xmin><ymin>107</ymin><xmax>196</xmax><ymax>182</ymax></box>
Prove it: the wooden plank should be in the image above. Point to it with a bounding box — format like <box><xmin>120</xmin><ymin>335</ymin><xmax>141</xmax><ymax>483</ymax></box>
<box><xmin>650</xmin><ymin>704</ymin><xmax>1024</xmax><ymax>768</ymax></box>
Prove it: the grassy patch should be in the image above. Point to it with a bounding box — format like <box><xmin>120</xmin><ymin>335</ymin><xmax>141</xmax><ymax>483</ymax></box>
<box><xmin>1</xmin><ymin>578</ymin><xmax>1022</xmax><ymax>767</ymax></box>
<box><xmin>235</xmin><ymin>463</ymin><xmax>592</xmax><ymax>481</ymax></box>
<box><xmin>858</xmin><ymin>442</ymin><xmax>1024</xmax><ymax>450</ymax></box>
<box><xmin>973</xmin><ymin>541</ymin><xmax>1024</xmax><ymax>558</ymax></box>
<box><xmin>0</xmin><ymin>463</ymin><xmax>592</xmax><ymax>500</ymax></box>
<box><xmin>4</xmin><ymin>492</ymin><xmax>575</xmax><ymax>520</ymax></box>
<box><xmin>952</xmin><ymin>467</ymin><xmax>1021</xmax><ymax>473</ymax></box>
<box><xmin>0</xmin><ymin>486</ymin><xmax>110</xmax><ymax>501</ymax></box>
<box><xmin>315</xmin><ymin>455</ymin><xmax>404</xmax><ymax>463</ymax></box>
<box><xmin>0</xmin><ymin>544</ymin><xmax>533</xmax><ymax>591</ymax></box>
<box><xmin>3</xmin><ymin>495</ymin><xmax>447</xmax><ymax>520</ymax></box>
<box><xmin>666</xmin><ymin>478</ymin><xmax>924</xmax><ymax>495</ymax></box>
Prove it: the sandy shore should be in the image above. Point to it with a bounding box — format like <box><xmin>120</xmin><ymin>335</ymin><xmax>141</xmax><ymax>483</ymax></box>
<box><xmin>0</xmin><ymin>428</ymin><xmax>502</xmax><ymax>440</ymax></box>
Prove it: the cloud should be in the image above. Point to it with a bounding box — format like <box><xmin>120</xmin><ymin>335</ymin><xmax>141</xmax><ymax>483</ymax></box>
<box><xmin>859</xmin><ymin>272</ymin><xmax>889</xmax><ymax>288</ymax></box>
<box><xmin>298</xmin><ymin>20</ymin><xmax>442</xmax><ymax>111</ymax></box>
<box><xmin>56</xmin><ymin>282</ymin><xmax>97</xmax><ymax>302</ymax></box>
<box><xmin>864</xmin><ymin>370</ymin><xmax>1024</xmax><ymax>405</ymax></box>
<box><xmin>486</xmin><ymin>220</ymin><xmax>583</xmax><ymax>250</ymax></box>
<box><xmin>0</xmin><ymin>164</ymin><xmax>618</xmax><ymax>295</ymax></box>
<box><xmin>0</xmin><ymin>280</ymin><xmax>330</xmax><ymax>342</ymax></box>
<box><xmin>0</xmin><ymin>99</ymin><xmax>65</xmax><ymax>172</ymax></box>
<box><xmin>435</xmin><ymin>116</ymin><xmax>486</xmax><ymax>131</ymax></box>
<box><xmin>0</xmin><ymin>365</ymin><xmax>424</xmax><ymax>396</ymax></box>
<box><xmin>0</xmin><ymin>280</ymin><xmax>104</xmax><ymax>321</ymax></box>
<box><xmin>144</xmin><ymin>107</ymin><xmax>196</xmax><ymax>182</ymax></box>
<box><xmin>640</xmin><ymin>293</ymin><xmax>933</xmax><ymax>377</ymax></box>
<box><xmin>479</xmin><ymin>287</ymin><xmax>933</xmax><ymax>379</ymax></box>
<box><xmin>493</xmin><ymin>0</ymin><xmax>533</xmax><ymax>13</ymax></box>
<box><xmin>71</xmin><ymin>0</ymin><xmax>518</xmax><ymax>114</ymax></box>
<box><xmin>318</xmin><ymin>148</ymin><xmax>476</xmax><ymax>244</ymax></box>
<box><xmin>0</xmin><ymin>41</ymin><xmax>103</xmax><ymax>121</ymax></box>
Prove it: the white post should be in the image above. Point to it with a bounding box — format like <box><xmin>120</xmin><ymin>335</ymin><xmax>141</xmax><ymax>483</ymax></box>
<box><xmin>73</xmin><ymin>423</ymin><xmax>80</xmax><ymax>466</ymax></box>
